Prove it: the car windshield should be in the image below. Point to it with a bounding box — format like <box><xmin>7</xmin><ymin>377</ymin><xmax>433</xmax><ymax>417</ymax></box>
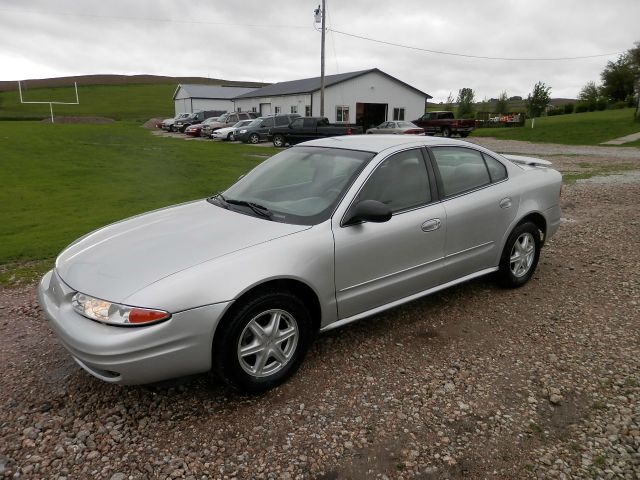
<box><xmin>233</xmin><ymin>120</ymin><xmax>252</xmax><ymax>128</ymax></box>
<box><xmin>246</xmin><ymin>119</ymin><xmax>262</xmax><ymax>127</ymax></box>
<box><xmin>217</xmin><ymin>146</ymin><xmax>374</xmax><ymax>225</ymax></box>
<box><xmin>398</xmin><ymin>122</ymin><xmax>414</xmax><ymax>128</ymax></box>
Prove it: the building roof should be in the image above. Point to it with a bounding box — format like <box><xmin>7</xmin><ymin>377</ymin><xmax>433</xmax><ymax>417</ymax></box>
<box><xmin>173</xmin><ymin>84</ymin><xmax>258</xmax><ymax>100</ymax></box>
<box><xmin>234</xmin><ymin>68</ymin><xmax>432</xmax><ymax>99</ymax></box>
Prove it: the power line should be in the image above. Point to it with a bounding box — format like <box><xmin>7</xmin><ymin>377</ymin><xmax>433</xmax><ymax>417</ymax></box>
<box><xmin>327</xmin><ymin>28</ymin><xmax>624</xmax><ymax>61</ymax></box>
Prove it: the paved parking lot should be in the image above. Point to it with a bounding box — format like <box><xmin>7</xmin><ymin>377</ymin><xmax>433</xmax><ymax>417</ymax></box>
<box><xmin>1</xmin><ymin>139</ymin><xmax>639</xmax><ymax>479</ymax></box>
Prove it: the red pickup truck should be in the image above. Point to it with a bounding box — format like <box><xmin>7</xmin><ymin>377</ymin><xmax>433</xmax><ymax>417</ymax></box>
<box><xmin>412</xmin><ymin>111</ymin><xmax>475</xmax><ymax>138</ymax></box>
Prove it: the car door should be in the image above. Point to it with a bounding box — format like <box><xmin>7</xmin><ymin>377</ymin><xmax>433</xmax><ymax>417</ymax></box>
<box><xmin>333</xmin><ymin>148</ymin><xmax>446</xmax><ymax>319</ymax></box>
<box><xmin>258</xmin><ymin>117</ymin><xmax>275</xmax><ymax>138</ymax></box>
<box><xmin>428</xmin><ymin>146</ymin><xmax>517</xmax><ymax>283</ymax></box>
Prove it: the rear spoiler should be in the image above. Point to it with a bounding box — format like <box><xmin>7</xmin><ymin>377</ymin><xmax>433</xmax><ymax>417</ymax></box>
<box><xmin>501</xmin><ymin>154</ymin><xmax>552</xmax><ymax>167</ymax></box>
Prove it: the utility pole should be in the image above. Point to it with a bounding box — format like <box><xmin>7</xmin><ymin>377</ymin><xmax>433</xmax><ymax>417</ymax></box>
<box><xmin>315</xmin><ymin>2</ymin><xmax>326</xmax><ymax>117</ymax></box>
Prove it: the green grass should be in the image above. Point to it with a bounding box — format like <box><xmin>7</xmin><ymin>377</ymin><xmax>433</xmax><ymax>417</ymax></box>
<box><xmin>0</xmin><ymin>121</ymin><xmax>278</xmax><ymax>265</ymax></box>
<box><xmin>472</xmin><ymin>108</ymin><xmax>640</xmax><ymax>145</ymax></box>
<box><xmin>0</xmin><ymin>83</ymin><xmax>176</xmax><ymax>121</ymax></box>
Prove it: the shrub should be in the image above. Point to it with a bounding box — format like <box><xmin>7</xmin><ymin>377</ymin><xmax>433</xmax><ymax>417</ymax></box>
<box><xmin>547</xmin><ymin>107</ymin><xmax>564</xmax><ymax>116</ymax></box>
<box><xmin>596</xmin><ymin>98</ymin><xmax>608</xmax><ymax>111</ymax></box>
<box><xmin>613</xmin><ymin>100</ymin><xmax>627</xmax><ymax>109</ymax></box>
<box><xmin>575</xmin><ymin>103</ymin><xmax>590</xmax><ymax>113</ymax></box>
<box><xmin>563</xmin><ymin>103</ymin><xmax>575</xmax><ymax>114</ymax></box>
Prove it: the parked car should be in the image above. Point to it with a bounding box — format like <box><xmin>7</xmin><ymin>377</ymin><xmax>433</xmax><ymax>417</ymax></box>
<box><xmin>211</xmin><ymin>119</ymin><xmax>254</xmax><ymax>141</ymax></box>
<box><xmin>412</xmin><ymin>111</ymin><xmax>476</xmax><ymax>137</ymax></box>
<box><xmin>366</xmin><ymin>121</ymin><xmax>425</xmax><ymax>135</ymax></box>
<box><xmin>199</xmin><ymin>116</ymin><xmax>226</xmax><ymax>138</ymax></box>
<box><xmin>161</xmin><ymin>113</ymin><xmax>190</xmax><ymax>132</ymax></box>
<box><xmin>38</xmin><ymin>136</ymin><xmax>561</xmax><ymax>393</ymax></box>
<box><xmin>184</xmin><ymin>123</ymin><xmax>204</xmax><ymax>137</ymax></box>
<box><xmin>206</xmin><ymin>112</ymin><xmax>260</xmax><ymax>133</ymax></box>
<box><xmin>235</xmin><ymin>114</ymin><xmax>300</xmax><ymax>144</ymax></box>
<box><xmin>174</xmin><ymin>110</ymin><xmax>225</xmax><ymax>133</ymax></box>
<box><xmin>269</xmin><ymin>116</ymin><xmax>363</xmax><ymax>147</ymax></box>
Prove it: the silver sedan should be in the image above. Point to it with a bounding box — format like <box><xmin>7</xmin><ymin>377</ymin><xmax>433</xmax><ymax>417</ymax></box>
<box><xmin>38</xmin><ymin>136</ymin><xmax>562</xmax><ymax>392</ymax></box>
<box><xmin>366</xmin><ymin>121</ymin><xmax>425</xmax><ymax>135</ymax></box>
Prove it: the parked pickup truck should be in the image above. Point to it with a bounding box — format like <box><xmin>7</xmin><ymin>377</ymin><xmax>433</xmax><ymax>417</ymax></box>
<box><xmin>268</xmin><ymin>117</ymin><xmax>363</xmax><ymax>147</ymax></box>
<box><xmin>412</xmin><ymin>111</ymin><xmax>475</xmax><ymax>138</ymax></box>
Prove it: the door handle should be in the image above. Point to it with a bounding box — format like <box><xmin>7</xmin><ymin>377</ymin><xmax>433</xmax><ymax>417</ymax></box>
<box><xmin>421</xmin><ymin>218</ymin><xmax>441</xmax><ymax>232</ymax></box>
<box><xmin>499</xmin><ymin>197</ymin><xmax>512</xmax><ymax>209</ymax></box>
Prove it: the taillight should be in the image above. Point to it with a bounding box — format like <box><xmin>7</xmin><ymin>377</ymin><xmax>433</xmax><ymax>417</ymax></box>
<box><xmin>347</xmin><ymin>127</ymin><xmax>352</xmax><ymax>135</ymax></box>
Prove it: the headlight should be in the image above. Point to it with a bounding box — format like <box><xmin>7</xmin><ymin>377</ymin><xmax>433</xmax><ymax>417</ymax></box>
<box><xmin>239</xmin><ymin>129</ymin><xmax>247</xmax><ymax>133</ymax></box>
<box><xmin>71</xmin><ymin>293</ymin><xmax>170</xmax><ymax>326</ymax></box>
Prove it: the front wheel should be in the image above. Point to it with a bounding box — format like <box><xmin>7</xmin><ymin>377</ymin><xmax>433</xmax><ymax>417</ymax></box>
<box><xmin>249</xmin><ymin>133</ymin><xmax>260</xmax><ymax>144</ymax></box>
<box><xmin>272</xmin><ymin>134</ymin><xmax>285</xmax><ymax>147</ymax></box>
<box><xmin>497</xmin><ymin>221</ymin><xmax>541</xmax><ymax>288</ymax></box>
<box><xmin>213</xmin><ymin>291</ymin><xmax>313</xmax><ymax>393</ymax></box>
<box><xmin>442</xmin><ymin>127</ymin><xmax>452</xmax><ymax>138</ymax></box>
<box><xmin>227</xmin><ymin>132</ymin><xmax>234</xmax><ymax>141</ymax></box>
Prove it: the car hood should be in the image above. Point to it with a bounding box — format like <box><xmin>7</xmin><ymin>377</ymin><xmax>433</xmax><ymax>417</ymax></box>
<box><xmin>56</xmin><ymin>200</ymin><xmax>310</xmax><ymax>303</ymax></box>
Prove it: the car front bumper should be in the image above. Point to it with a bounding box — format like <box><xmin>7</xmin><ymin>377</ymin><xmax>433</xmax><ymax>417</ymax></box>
<box><xmin>38</xmin><ymin>270</ymin><xmax>230</xmax><ymax>385</ymax></box>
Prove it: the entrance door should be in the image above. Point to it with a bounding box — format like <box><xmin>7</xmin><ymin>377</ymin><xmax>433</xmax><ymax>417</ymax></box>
<box><xmin>260</xmin><ymin>103</ymin><xmax>272</xmax><ymax>116</ymax></box>
<box><xmin>356</xmin><ymin>102</ymin><xmax>388</xmax><ymax>130</ymax></box>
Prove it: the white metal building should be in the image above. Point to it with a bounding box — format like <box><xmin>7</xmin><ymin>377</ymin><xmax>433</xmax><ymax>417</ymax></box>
<box><xmin>233</xmin><ymin>69</ymin><xmax>431</xmax><ymax>129</ymax></box>
<box><xmin>173</xmin><ymin>85</ymin><xmax>258</xmax><ymax>115</ymax></box>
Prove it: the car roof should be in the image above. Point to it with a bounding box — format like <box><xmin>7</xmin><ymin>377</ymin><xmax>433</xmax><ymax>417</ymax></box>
<box><xmin>299</xmin><ymin>135</ymin><xmax>476</xmax><ymax>154</ymax></box>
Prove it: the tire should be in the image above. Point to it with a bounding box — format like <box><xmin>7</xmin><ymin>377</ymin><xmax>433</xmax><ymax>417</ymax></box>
<box><xmin>213</xmin><ymin>290</ymin><xmax>313</xmax><ymax>393</ymax></box>
<box><xmin>497</xmin><ymin>221</ymin><xmax>541</xmax><ymax>288</ymax></box>
<box><xmin>272</xmin><ymin>134</ymin><xmax>285</xmax><ymax>147</ymax></box>
<box><xmin>249</xmin><ymin>133</ymin><xmax>260</xmax><ymax>144</ymax></box>
<box><xmin>459</xmin><ymin>132</ymin><xmax>470</xmax><ymax>138</ymax></box>
<box><xmin>227</xmin><ymin>132</ymin><xmax>234</xmax><ymax>141</ymax></box>
<box><xmin>442</xmin><ymin>127</ymin><xmax>452</xmax><ymax>138</ymax></box>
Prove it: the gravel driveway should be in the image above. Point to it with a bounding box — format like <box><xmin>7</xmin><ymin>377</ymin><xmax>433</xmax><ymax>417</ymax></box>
<box><xmin>1</xmin><ymin>139</ymin><xmax>639</xmax><ymax>479</ymax></box>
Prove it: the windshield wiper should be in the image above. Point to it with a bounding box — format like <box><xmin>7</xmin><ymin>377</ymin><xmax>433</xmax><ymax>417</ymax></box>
<box><xmin>225</xmin><ymin>198</ymin><xmax>273</xmax><ymax>219</ymax></box>
<box><xmin>208</xmin><ymin>192</ymin><xmax>230</xmax><ymax>208</ymax></box>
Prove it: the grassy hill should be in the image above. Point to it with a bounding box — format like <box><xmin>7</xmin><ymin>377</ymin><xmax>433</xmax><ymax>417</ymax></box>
<box><xmin>472</xmin><ymin>108</ymin><xmax>640</xmax><ymax>145</ymax></box>
<box><xmin>0</xmin><ymin>74</ymin><xmax>268</xmax><ymax>121</ymax></box>
<box><xmin>0</xmin><ymin>83</ymin><xmax>177</xmax><ymax>121</ymax></box>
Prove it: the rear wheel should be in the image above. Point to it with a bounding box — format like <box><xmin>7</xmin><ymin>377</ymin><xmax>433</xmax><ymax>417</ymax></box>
<box><xmin>249</xmin><ymin>133</ymin><xmax>260</xmax><ymax>144</ymax></box>
<box><xmin>442</xmin><ymin>126</ymin><xmax>452</xmax><ymax>137</ymax></box>
<box><xmin>497</xmin><ymin>221</ymin><xmax>541</xmax><ymax>288</ymax></box>
<box><xmin>213</xmin><ymin>291</ymin><xmax>313</xmax><ymax>393</ymax></box>
<box><xmin>272</xmin><ymin>134</ymin><xmax>286</xmax><ymax>147</ymax></box>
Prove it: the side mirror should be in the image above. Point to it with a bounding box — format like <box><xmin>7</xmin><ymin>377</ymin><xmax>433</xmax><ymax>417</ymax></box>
<box><xmin>344</xmin><ymin>200</ymin><xmax>392</xmax><ymax>226</ymax></box>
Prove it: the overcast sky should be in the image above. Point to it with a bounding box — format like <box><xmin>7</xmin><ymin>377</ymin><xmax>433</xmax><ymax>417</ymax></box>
<box><xmin>0</xmin><ymin>0</ymin><xmax>637</xmax><ymax>102</ymax></box>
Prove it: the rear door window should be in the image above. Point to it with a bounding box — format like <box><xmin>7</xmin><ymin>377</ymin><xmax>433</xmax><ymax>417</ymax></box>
<box><xmin>431</xmin><ymin>147</ymin><xmax>491</xmax><ymax>197</ymax></box>
<box><xmin>275</xmin><ymin>116</ymin><xmax>290</xmax><ymax>126</ymax></box>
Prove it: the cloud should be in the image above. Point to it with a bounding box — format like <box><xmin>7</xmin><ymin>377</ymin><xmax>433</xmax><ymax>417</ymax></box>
<box><xmin>0</xmin><ymin>0</ymin><xmax>637</xmax><ymax>100</ymax></box>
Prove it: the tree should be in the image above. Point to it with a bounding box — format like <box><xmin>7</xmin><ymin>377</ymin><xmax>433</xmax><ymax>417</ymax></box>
<box><xmin>526</xmin><ymin>82</ymin><xmax>551</xmax><ymax>118</ymax></box>
<box><xmin>442</xmin><ymin>92</ymin><xmax>455</xmax><ymax>111</ymax></box>
<box><xmin>495</xmin><ymin>91</ymin><xmax>509</xmax><ymax>114</ymax></box>
<box><xmin>601</xmin><ymin>53</ymin><xmax>636</xmax><ymax>103</ymax></box>
<box><xmin>578</xmin><ymin>81</ymin><xmax>601</xmax><ymax>111</ymax></box>
<box><xmin>456</xmin><ymin>88</ymin><xmax>475</xmax><ymax>117</ymax></box>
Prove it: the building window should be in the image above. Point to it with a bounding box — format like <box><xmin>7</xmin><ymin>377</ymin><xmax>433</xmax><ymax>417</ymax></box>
<box><xmin>237</xmin><ymin>107</ymin><xmax>242</xmax><ymax>112</ymax></box>
<box><xmin>291</xmin><ymin>105</ymin><xmax>298</xmax><ymax>114</ymax></box>
<box><xmin>336</xmin><ymin>106</ymin><xmax>350</xmax><ymax>123</ymax></box>
<box><xmin>393</xmin><ymin>108</ymin><xmax>405</xmax><ymax>121</ymax></box>
<box><xmin>305</xmin><ymin>105</ymin><xmax>311</xmax><ymax>116</ymax></box>
<box><xmin>275</xmin><ymin>106</ymin><xmax>281</xmax><ymax>114</ymax></box>
<box><xmin>251</xmin><ymin>106</ymin><xmax>257</xmax><ymax>113</ymax></box>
